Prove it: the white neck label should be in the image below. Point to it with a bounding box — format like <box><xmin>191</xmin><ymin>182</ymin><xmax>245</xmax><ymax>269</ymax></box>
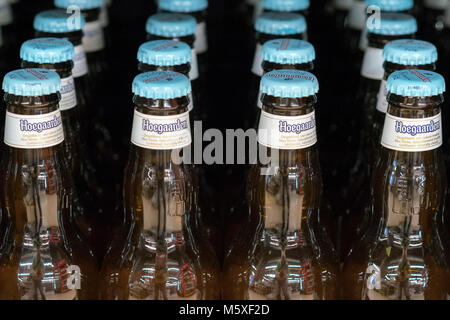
<box><xmin>194</xmin><ymin>21</ymin><xmax>208</xmax><ymax>54</ymax></box>
<box><xmin>376</xmin><ymin>78</ymin><xmax>388</xmax><ymax>113</ymax></box>
<box><xmin>381</xmin><ymin>113</ymin><xmax>443</xmax><ymax>152</ymax></box>
<box><xmin>361</xmin><ymin>47</ymin><xmax>384</xmax><ymax>80</ymax></box>
<box><xmin>82</xmin><ymin>20</ymin><xmax>105</xmax><ymax>53</ymax></box>
<box><xmin>4</xmin><ymin>110</ymin><xmax>65</xmax><ymax>149</ymax></box>
<box><xmin>189</xmin><ymin>49</ymin><xmax>199</xmax><ymax>80</ymax></box>
<box><xmin>131</xmin><ymin>110</ymin><xmax>192</xmax><ymax>150</ymax></box>
<box><xmin>252</xmin><ymin>43</ymin><xmax>263</xmax><ymax>76</ymax></box>
<box><xmin>59</xmin><ymin>76</ymin><xmax>77</xmax><ymax>111</ymax></box>
<box><xmin>72</xmin><ymin>45</ymin><xmax>88</xmax><ymax>78</ymax></box>
<box><xmin>258</xmin><ymin>110</ymin><xmax>317</xmax><ymax>150</ymax></box>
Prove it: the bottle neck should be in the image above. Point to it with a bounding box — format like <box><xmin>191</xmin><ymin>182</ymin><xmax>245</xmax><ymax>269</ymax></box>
<box><xmin>20</xmin><ymin>60</ymin><xmax>74</xmax><ymax>79</ymax></box>
<box><xmin>383</xmin><ymin>62</ymin><xmax>436</xmax><ymax>79</ymax></box>
<box><xmin>137</xmin><ymin>62</ymin><xmax>191</xmax><ymax>77</ymax></box>
<box><xmin>146</xmin><ymin>33</ymin><xmax>195</xmax><ymax>48</ymax></box>
<box><xmin>368</xmin><ymin>33</ymin><xmax>415</xmax><ymax>49</ymax></box>
<box><xmin>262</xmin><ymin>60</ymin><xmax>314</xmax><ymax>74</ymax></box>
<box><xmin>34</xmin><ymin>30</ymin><xmax>83</xmax><ymax>47</ymax></box>
<box><xmin>81</xmin><ymin>7</ymin><xmax>101</xmax><ymax>23</ymax></box>
<box><xmin>256</xmin><ymin>31</ymin><xmax>305</xmax><ymax>45</ymax></box>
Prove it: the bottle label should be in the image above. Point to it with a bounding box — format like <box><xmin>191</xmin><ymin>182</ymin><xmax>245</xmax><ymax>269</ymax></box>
<box><xmin>189</xmin><ymin>49</ymin><xmax>199</xmax><ymax>81</ymax></box>
<box><xmin>72</xmin><ymin>45</ymin><xmax>88</xmax><ymax>78</ymax></box>
<box><xmin>131</xmin><ymin>110</ymin><xmax>191</xmax><ymax>150</ymax></box>
<box><xmin>346</xmin><ymin>0</ymin><xmax>366</xmax><ymax>30</ymax></box>
<box><xmin>0</xmin><ymin>0</ymin><xmax>12</xmax><ymax>26</ymax></box>
<box><xmin>381</xmin><ymin>113</ymin><xmax>443</xmax><ymax>152</ymax></box>
<box><xmin>258</xmin><ymin>110</ymin><xmax>317</xmax><ymax>150</ymax></box>
<box><xmin>82</xmin><ymin>20</ymin><xmax>105</xmax><ymax>53</ymax></box>
<box><xmin>376</xmin><ymin>79</ymin><xmax>388</xmax><ymax>113</ymax></box>
<box><xmin>59</xmin><ymin>76</ymin><xmax>77</xmax><ymax>111</ymax></box>
<box><xmin>251</xmin><ymin>43</ymin><xmax>263</xmax><ymax>76</ymax></box>
<box><xmin>187</xmin><ymin>92</ymin><xmax>194</xmax><ymax>112</ymax></box>
<box><xmin>361</xmin><ymin>47</ymin><xmax>384</xmax><ymax>80</ymax></box>
<box><xmin>194</xmin><ymin>21</ymin><xmax>208</xmax><ymax>54</ymax></box>
<box><xmin>4</xmin><ymin>110</ymin><xmax>65</xmax><ymax>149</ymax></box>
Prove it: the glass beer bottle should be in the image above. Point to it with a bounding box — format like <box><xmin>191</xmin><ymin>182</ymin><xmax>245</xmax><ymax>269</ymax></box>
<box><xmin>0</xmin><ymin>69</ymin><xmax>98</xmax><ymax>300</ymax></box>
<box><xmin>100</xmin><ymin>71</ymin><xmax>220</xmax><ymax>300</ymax></box>
<box><xmin>341</xmin><ymin>13</ymin><xmax>417</xmax><ymax>261</ymax></box>
<box><xmin>158</xmin><ymin>0</ymin><xmax>208</xmax><ymax>75</ymax></box>
<box><xmin>343</xmin><ymin>69</ymin><xmax>450</xmax><ymax>300</ymax></box>
<box><xmin>223</xmin><ymin>70</ymin><xmax>338</xmax><ymax>300</ymax></box>
<box><xmin>19</xmin><ymin>37</ymin><xmax>107</xmax><ymax>264</ymax></box>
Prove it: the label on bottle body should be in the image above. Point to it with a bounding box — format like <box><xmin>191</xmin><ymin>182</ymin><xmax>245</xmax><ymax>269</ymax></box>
<box><xmin>4</xmin><ymin>110</ymin><xmax>65</xmax><ymax>149</ymax></box>
<box><xmin>252</xmin><ymin>43</ymin><xmax>263</xmax><ymax>76</ymax></box>
<box><xmin>381</xmin><ymin>113</ymin><xmax>442</xmax><ymax>152</ymax></box>
<box><xmin>361</xmin><ymin>46</ymin><xmax>384</xmax><ymax>80</ymax></box>
<box><xmin>0</xmin><ymin>0</ymin><xmax>12</xmax><ymax>26</ymax></box>
<box><xmin>347</xmin><ymin>0</ymin><xmax>366</xmax><ymax>30</ymax></box>
<box><xmin>376</xmin><ymin>79</ymin><xmax>388</xmax><ymax>113</ymax></box>
<box><xmin>194</xmin><ymin>21</ymin><xmax>208</xmax><ymax>54</ymax></box>
<box><xmin>258</xmin><ymin>110</ymin><xmax>317</xmax><ymax>150</ymax></box>
<box><xmin>82</xmin><ymin>20</ymin><xmax>105</xmax><ymax>53</ymax></box>
<box><xmin>59</xmin><ymin>76</ymin><xmax>77</xmax><ymax>111</ymax></box>
<box><xmin>72</xmin><ymin>45</ymin><xmax>89</xmax><ymax>78</ymax></box>
<box><xmin>131</xmin><ymin>110</ymin><xmax>191</xmax><ymax>150</ymax></box>
<box><xmin>189</xmin><ymin>49</ymin><xmax>199</xmax><ymax>81</ymax></box>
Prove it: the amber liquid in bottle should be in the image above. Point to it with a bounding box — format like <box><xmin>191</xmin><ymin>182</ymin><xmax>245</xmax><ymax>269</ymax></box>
<box><xmin>343</xmin><ymin>93</ymin><xmax>450</xmax><ymax>300</ymax></box>
<box><xmin>0</xmin><ymin>91</ymin><xmax>99</xmax><ymax>300</ymax></box>
<box><xmin>100</xmin><ymin>94</ymin><xmax>220</xmax><ymax>300</ymax></box>
<box><xmin>223</xmin><ymin>94</ymin><xmax>338</xmax><ymax>300</ymax></box>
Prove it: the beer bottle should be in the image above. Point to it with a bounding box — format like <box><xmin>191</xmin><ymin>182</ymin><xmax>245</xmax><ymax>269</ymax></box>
<box><xmin>341</xmin><ymin>13</ymin><xmax>417</xmax><ymax>260</ymax></box>
<box><xmin>0</xmin><ymin>69</ymin><xmax>98</xmax><ymax>299</ymax></box>
<box><xmin>223</xmin><ymin>70</ymin><xmax>338</xmax><ymax>300</ymax></box>
<box><xmin>158</xmin><ymin>0</ymin><xmax>208</xmax><ymax>74</ymax></box>
<box><xmin>33</xmin><ymin>9</ymin><xmax>117</xmax><ymax>232</ymax></box>
<box><xmin>251</xmin><ymin>38</ymin><xmax>315</xmax><ymax>129</ymax></box>
<box><xmin>343</xmin><ymin>69</ymin><xmax>450</xmax><ymax>300</ymax></box>
<box><xmin>19</xmin><ymin>37</ymin><xmax>107</xmax><ymax>265</ymax></box>
<box><xmin>249</xmin><ymin>12</ymin><xmax>307</xmax><ymax>128</ymax></box>
<box><xmin>100</xmin><ymin>71</ymin><xmax>220</xmax><ymax>300</ymax></box>
<box><xmin>360</xmin><ymin>0</ymin><xmax>415</xmax><ymax>52</ymax></box>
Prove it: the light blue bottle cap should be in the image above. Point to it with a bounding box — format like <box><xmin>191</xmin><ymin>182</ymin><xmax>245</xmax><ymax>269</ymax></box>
<box><xmin>54</xmin><ymin>0</ymin><xmax>103</xmax><ymax>10</ymax></box>
<box><xmin>20</xmin><ymin>38</ymin><xmax>75</xmax><ymax>64</ymax></box>
<box><xmin>255</xmin><ymin>12</ymin><xmax>307</xmax><ymax>35</ymax></box>
<box><xmin>262</xmin><ymin>0</ymin><xmax>310</xmax><ymax>11</ymax></box>
<box><xmin>365</xmin><ymin>0</ymin><xmax>414</xmax><ymax>11</ymax></box>
<box><xmin>34</xmin><ymin>9</ymin><xmax>86</xmax><ymax>33</ymax></box>
<box><xmin>367</xmin><ymin>12</ymin><xmax>417</xmax><ymax>35</ymax></box>
<box><xmin>262</xmin><ymin>38</ymin><xmax>315</xmax><ymax>64</ymax></box>
<box><xmin>132</xmin><ymin>71</ymin><xmax>192</xmax><ymax>99</ymax></box>
<box><xmin>2</xmin><ymin>69</ymin><xmax>61</xmax><ymax>97</ymax></box>
<box><xmin>383</xmin><ymin>39</ymin><xmax>438</xmax><ymax>65</ymax></box>
<box><xmin>386</xmin><ymin>69</ymin><xmax>445</xmax><ymax>97</ymax></box>
<box><xmin>138</xmin><ymin>40</ymin><xmax>192</xmax><ymax>66</ymax></box>
<box><xmin>159</xmin><ymin>0</ymin><xmax>208</xmax><ymax>12</ymax></box>
<box><xmin>260</xmin><ymin>69</ymin><xmax>318</xmax><ymax>98</ymax></box>
<box><xmin>146</xmin><ymin>13</ymin><xmax>197</xmax><ymax>37</ymax></box>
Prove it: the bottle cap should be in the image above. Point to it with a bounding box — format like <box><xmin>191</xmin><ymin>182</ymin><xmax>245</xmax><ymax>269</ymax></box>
<box><xmin>262</xmin><ymin>38</ymin><xmax>315</xmax><ymax>64</ymax></box>
<box><xmin>260</xmin><ymin>69</ymin><xmax>318</xmax><ymax>98</ymax></box>
<box><xmin>34</xmin><ymin>9</ymin><xmax>86</xmax><ymax>33</ymax></box>
<box><xmin>54</xmin><ymin>0</ymin><xmax>103</xmax><ymax>10</ymax></box>
<box><xmin>387</xmin><ymin>69</ymin><xmax>445</xmax><ymax>97</ymax></box>
<box><xmin>383</xmin><ymin>39</ymin><xmax>438</xmax><ymax>65</ymax></box>
<box><xmin>159</xmin><ymin>0</ymin><xmax>208</xmax><ymax>12</ymax></box>
<box><xmin>2</xmin><ymin>69</ymin><xmax>61</xmax><ymax>96</ymax></box>
<box><xmin>255</xmin><ymin>12</ymin><xmax>307</xmax><ymax>35</ymax></box>
<box><xmin>365</xmin><ymin>0</ymin><xmax>414</xmax><ymax>11</ymax></box>
<box><xmin>138</xmin><ymin>40</ymin><xmax>192</xmax><ymax>66</ymax></box>
<box><xmin>366</xmin><ymin>12</ymin><xmax>417</xmax><ymax>35</ymax></box>
<box><xmin>132</xmin><ymin>71</ymin><xmax>192</xmax><ymax>99</ymax></box>
<box><xmin>261</xmin><ymin>0</ymin><xmax>310</xmax><ymax>11</ymax></box>
<box><xmin>20</xmin><ymin>38</ymin><xmax>75</xmax><ymax>64</ymax></box>
<box><xmin>146</xmin><ymin>13</ymin><xmax>197</xmax><ymax>37</ymax></box>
